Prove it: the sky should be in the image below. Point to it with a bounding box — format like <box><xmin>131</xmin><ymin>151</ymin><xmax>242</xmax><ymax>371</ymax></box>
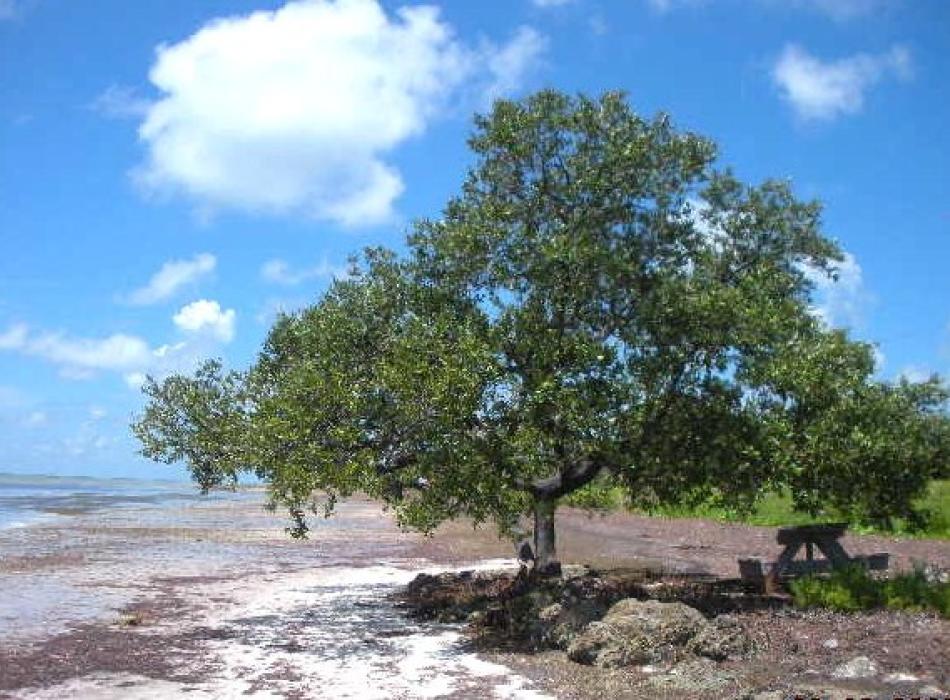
<box><xmin>0</xmin><ymin>0</ymin><xmax>948</xmax><ymax>479</ymax></box>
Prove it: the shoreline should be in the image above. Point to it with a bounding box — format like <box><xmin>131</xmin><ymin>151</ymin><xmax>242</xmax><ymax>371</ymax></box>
<box><xmin>1</xmin><ymin>493</ymin><xmax>948</xmax><ymax>698</ymax></box>
<box><xmin>0</xmin><ymin>494</ymin><xmax>552</xmax><ymax>698</ymax></box>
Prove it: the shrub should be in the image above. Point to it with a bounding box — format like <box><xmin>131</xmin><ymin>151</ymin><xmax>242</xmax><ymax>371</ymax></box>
<box><xmin>789</xmin><ymin>565</ymin><xmax>950</xmax><ymax>618</ymax></box>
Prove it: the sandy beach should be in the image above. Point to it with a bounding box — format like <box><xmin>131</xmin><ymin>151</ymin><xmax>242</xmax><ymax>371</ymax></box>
<box><xmin>1</xmin><ymin>487</ymin><xmax>948</xmax><ymax>699</ymax></box>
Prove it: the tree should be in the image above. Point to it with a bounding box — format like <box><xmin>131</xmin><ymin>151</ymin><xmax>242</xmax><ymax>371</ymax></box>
<box><xmin>133</xmin><ymin>91</ymin><xmax>949</xmax><ymax>575</ymax></box>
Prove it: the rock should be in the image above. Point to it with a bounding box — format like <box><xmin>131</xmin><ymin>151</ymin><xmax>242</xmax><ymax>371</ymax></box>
<box><xmin>560</xmin><ymin>564</ymin><xmax>591</xmax><ymax>580</ymax></box>
<box><xmin>567</xmin><ymin>599</ymin><xmax>707</xmax><ymax>668</ymax></box>
<box><xmin>538</xmin><ymin>598</ymin><xmax>607</xmax><ymax>649</ymax></box>
<box><xmin>646</xmin><ymin>658</ymin><xmax>741</xmax><ymax>693</ymax></box>
<box><xmin>747</xmin><ymin>691</ymin><xmax>785</xmax><ymax>700</ymax></box>
<box><xmin>831</xmin><ymin>656</ymin><xmax>880</xmax><ymax>680</ymax></box>
<box><xmin>793</xmin><ymin>682</ymin><xmax>883</xmax><ymax>700</ymax></box>
<box><xmin>467</xmin><ymin>610</ymin><xmax>486</xmax><ymax>625</ymax></box>
<box><xmin>913</xmin><ymin>560</ymin><xmax>950</xmax><ymax>584</ymax></box>
<box><xmin>883</xmin><ymin>672</ymin><xmax>920</xmax><ymax>683</ymax></box>
<box><xmin>538</xmin><ymin>603</ymin><xmax>562</xmax><ymax>622</ymax></box>
<box><xmin>689</xmin><ymin>614</ymin><xmax>751</xmax><ymax>661</ymax></box>
<box><xmin>822</xmin><ymin>638</ymin><xmax>838</xmax><ymax>649</ymax></box>
<box><xmin>919</xmin><ymin>685</ymin><xmax>946</xmax><ymax>697</ymax></box>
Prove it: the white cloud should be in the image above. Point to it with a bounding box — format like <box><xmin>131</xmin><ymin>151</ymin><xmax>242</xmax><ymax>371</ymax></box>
<box><xmin>772</xmin><ymin>44</ymin><xmax>912</xmax><ymax>121</ymax></box>
<box><xmin>802</xmin><ymin>252</ymin><xmax>872</xmax><ymax>329</ymax></box>
<box><xmin>483</xmin><ymin>27</ymin><xmax>546</xmax><ymax>103</ymax></box>
<box><xmin>872</xmin><ymin>346</ymin><xmax>885</xmax><ymax>373</ymax></box>
<box><xmin>261</xmin><ymin>257</ymin><xmax>349</xmax><ymax>286</ymax></box>
<box><xmin>531</xmin><ymin>0</ymin><xmax>573</xmax><ymax>7</ymax></box>
<box><xmin>0</xmin><ymin>323</ymin><xmax>27</xmax><ymax>349</ymax></box>
<box><xmin>134</xmin><ymin>0</ymin><xmax>545</xmax><ymax>227</ymax></box>
<box><xmin>90</xmin><ymin>84</ymin><xmax>152</xmax><ymax>119</ymax></box>
<box><xmin>27</xmin><ymin>332</ymin><xmax>153</xmax><ymax>371</ymax></box>
<box><xmin>172</xmin><ymin>300</ymin><xmax>236</xmax><ymax>342</ymax></box>
<box><xmin>125</xmin><ymin>253</ymin><xmax>216</xmax><ymax>305</ymax></box>
<box><xmin>0</xmin><ymin>319</ymin><xmax>228</xmax><ymax>386</ymax></box>
<box><xmin>124</xmin><ymin>372</ymin><xmax>148</xmax><ymax>390</ymax></box>
<box><xmin>898</xmin><ymin>365</ymin><xmax>933</xmax><ymax>383</ymax></box>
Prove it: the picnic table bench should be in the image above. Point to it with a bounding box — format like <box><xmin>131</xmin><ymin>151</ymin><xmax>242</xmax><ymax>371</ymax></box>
<box><xmin>738</xmin><ymin>523</ymin><xmax>889</xmax><ymax>593</ymax></box>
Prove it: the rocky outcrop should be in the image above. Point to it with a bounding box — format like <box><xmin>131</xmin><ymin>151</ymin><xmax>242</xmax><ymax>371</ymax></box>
<box><xmin>831</xmin><ymin>655</ymin><xmax>880</xmax><ymax>680</ymax></box>
<box><xmin>396</xmin><ymin>568</ymin><xmax>752</xmax><ymax>671</ymax></box>
<box><xmin>688</xmin><ymin>613</ymin><xmax>751</xmax><ymax>661</ymax></box>
<box><xmin>566</xmin><ymin>598</ymin><xmax>750</xmax><ymax>669</ymax></box>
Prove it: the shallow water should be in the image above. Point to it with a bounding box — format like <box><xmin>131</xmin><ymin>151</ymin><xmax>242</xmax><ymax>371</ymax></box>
<box><xmin>0</xmin><ymin>473</ymin><xmax>207</xmax><ymax>529</ymax></box>
<box><xmin>0</xmin><ymin>478</ymin><xmax>550</xmax><ymax>698</ymax></box>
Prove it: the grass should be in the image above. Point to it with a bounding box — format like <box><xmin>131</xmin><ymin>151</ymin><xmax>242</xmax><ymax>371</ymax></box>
<box><xmin>789</xmin><ymin>564</ymin><xmax>950</xmax><ymax>618</ymax></box>
<box><xmin>640</xmin><ymin>480</ymin><xmax>950</xmax><ymax>541</ymax></box>
<box><xmin>569</xmin><ymin>480</ymin><xmax>950</xmax><ymax>540</ymax></box>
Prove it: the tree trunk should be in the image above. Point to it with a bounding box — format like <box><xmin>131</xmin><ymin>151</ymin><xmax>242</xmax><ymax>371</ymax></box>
<box><xmin>532</xmin><ymin>498</ymin><xmax>561</xmax><ymax>577</ymax></box>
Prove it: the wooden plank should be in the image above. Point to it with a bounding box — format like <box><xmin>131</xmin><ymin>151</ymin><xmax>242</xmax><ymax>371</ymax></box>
<box><xmin>776</xmin><ymin>523</ymin><xmax>848</xmax><ymax>545</ymax></box>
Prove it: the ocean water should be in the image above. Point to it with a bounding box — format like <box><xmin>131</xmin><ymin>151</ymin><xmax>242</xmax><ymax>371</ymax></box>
<box><xmin>0</xmin><ymin>472</ymin><xmax>209</xmax><ymax>529</ymax></box>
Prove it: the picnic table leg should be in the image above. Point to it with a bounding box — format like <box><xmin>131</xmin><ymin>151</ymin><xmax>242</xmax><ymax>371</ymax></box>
<box><xmin>814</xmin><ymin>536</ymin><xmax>852</xmax><ymax>568</ymax></box>
<box><xmin>765</xmin><ymin>543</ymin><xmax>801</xmax><ymax>594</ymax></box>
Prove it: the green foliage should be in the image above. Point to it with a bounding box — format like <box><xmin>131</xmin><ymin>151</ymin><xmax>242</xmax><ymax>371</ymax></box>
<box><xmin>562</xmin><ymin>478</ymin><xmax>626</xmax><ymax>513</ymax></box>
<box><xmin>629</xmin><ymin>480</ymin><xmax>950</xmax><ymax>540</ymax></box>
<box><xmin>131</xmin><ymin>90</ymin><xmax>950</xmax><ymax>553</ymax></box>
<box><xmin>790</xmin><ymin>565</ymin><xmax>950</xmax><ymax>618</ymax></box>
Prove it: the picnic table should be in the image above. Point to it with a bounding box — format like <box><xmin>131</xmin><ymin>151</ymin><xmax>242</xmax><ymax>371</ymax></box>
<box><xmin>738</xmin><ymin>523</ymin><xmax>889</xmax><ymax>593</ymax></box>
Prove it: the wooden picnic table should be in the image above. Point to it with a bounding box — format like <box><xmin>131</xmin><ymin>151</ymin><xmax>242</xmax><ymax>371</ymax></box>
<box><xmin>739</xmin><ymin>523</ymin><xmax>889</xmax><ymax>593</ymax></box>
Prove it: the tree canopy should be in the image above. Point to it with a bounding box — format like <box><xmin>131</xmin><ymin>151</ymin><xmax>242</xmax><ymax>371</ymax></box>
<box><xmin>133</xmin><ymin>91</ymin><xmax>950</xmax><ymax>573</ymax></box>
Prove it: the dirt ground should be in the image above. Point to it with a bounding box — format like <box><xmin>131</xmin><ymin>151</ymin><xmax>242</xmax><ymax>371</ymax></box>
<box><xmin>422</xmin><ymin>508</ymin><xmax>950</xmax><ymax>699</ymax></box>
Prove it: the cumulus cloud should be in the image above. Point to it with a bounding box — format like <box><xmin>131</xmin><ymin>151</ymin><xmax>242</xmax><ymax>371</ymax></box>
<box><xmin>261</xmin><ymin>257</ymin><xmax>349</xmax><ymax>286</ymax></box>
<box><xmin>0</xmin><ymin>323</ymin><xmax>153</xmax><ymax>377</ymax></box>
<box><xmin>772</xmin><ymin>44</ymin><xmax>912</xmax><ymax>121</ymax></box>
<box><xmin>133</xmin><ymin>0</ymin><xmax>545</xmax><ymax>227</ymax></box>
<box><xmin>802</xmin><ymin>252</ymin><xmax>872</xmax><ymax>329</ymax></box>
<box><xmin>172</xmin><ymin>300</ymin><xmax>236</xmax><ymax>342</ymax></box>
<box><xmin>125</xmin><ymin>253</ymin><xmax>216</xmax><ymax>305</ymax></box>
<box><xmin>0</xmin><ymin>306</ymin><xmax>234</xmax><ymax>386</ymax></box>
<box><xmin>27</xmin><ymin>333</ymin><xmax>153</xmax><ymax>372</ymax></box>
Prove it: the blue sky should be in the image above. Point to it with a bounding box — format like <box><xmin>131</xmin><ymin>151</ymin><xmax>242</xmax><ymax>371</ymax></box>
<box><xmin>0</xmin><ymin>0</ymin><xmax>947</xmax><ymax>479</ymax></box>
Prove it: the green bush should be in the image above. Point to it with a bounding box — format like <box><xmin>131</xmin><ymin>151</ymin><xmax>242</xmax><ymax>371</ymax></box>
<box><xmin>789</xmin><ymin>565</ymin><xmax>950</xmax><ymax>618</ymax></box>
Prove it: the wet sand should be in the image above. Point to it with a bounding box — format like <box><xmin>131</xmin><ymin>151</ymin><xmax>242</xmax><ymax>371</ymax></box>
<box><xmin>0</xmin><ymin>494</ymin><xmax>552</xmax><ymax>699</ymax></box>
<box><xmin>0</xmin><ymin>493</ymin><xmax>948</xmax><ymax>699</ymax></box>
